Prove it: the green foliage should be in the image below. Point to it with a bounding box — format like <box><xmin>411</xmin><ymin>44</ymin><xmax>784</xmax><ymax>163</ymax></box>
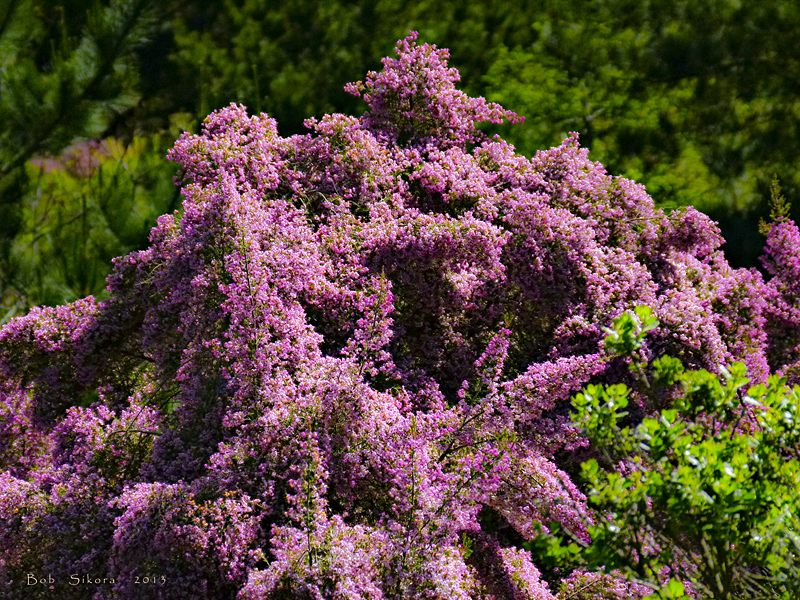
<box><xmin>569</xmin><ymin>308</ymin><xmax>800</xmax><ymax>599</ymax></box>
<box><xmin>168</xmin><ymin>0</ymin><xmax>383</xmax><ymax>136</ymax></box>
<box><xmin>1</xmin><ymin>134</ymin><xmax>179</xmax><ymax>321</ymax></box>
<box><xmin>482</xmin><ymin>0</ymin><xmax>800</xmax><ymax>219</ymax></box>
<box><xmin>602</xmin><ymin>305</ymin><xmax>659</xmax><ymax>385</ymax></box>
<box><xmin>759</xmin><ymin>175</ymin><xmax>791</xmax><ymax>236</ymax></box>
<box><xmin>522</xmin><ymin>520</ymin><xmax>585</xmax><ymax>583</ymax></box>
<box><xmin>0</xmin><ymin>0</ymin><xmax>171</xmax><ymax>313</ymax></box>
<box><xmin>0</xmin><ymin>0</ymin><xmax>160</xmax><ymax>186</ymax></box>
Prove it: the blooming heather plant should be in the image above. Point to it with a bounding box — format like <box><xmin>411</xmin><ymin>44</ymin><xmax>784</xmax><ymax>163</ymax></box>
<box><xmin>3</xmin><ymin>33</ymin><xmax>800</xmax><ymax>599</ymax></box>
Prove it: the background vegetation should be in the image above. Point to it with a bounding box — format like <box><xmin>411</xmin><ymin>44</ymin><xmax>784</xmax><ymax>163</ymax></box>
<box><xmin>2</xmin><ymin>0</ymin><xmax>799</xmax><ymax>317</ymax></box>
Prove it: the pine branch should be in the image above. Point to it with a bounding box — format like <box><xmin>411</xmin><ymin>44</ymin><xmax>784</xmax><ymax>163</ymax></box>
<box><xmin>0</xmin><ymin>0</ymin><xmax>160</xmax><ymax>182</ymax></box>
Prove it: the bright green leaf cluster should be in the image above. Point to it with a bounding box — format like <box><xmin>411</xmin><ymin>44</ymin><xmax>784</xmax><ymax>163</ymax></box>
<box><xmin>571</xmin><ymin>307</ymin><xmax>800</xmax><ymax>599</ymax></box>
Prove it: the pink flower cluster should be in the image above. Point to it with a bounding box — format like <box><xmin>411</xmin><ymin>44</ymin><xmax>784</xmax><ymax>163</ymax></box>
<box><xmin>1</xmin><ymin>33</ymin><xmax>798</xmax><ymax>598</ymax></box>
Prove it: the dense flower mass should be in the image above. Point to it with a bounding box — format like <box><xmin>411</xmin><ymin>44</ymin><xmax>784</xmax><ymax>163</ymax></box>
<box><xmin>2</xmin><ymin>33</ymin><xmax>800</xmax><ymax>599</ymax></box>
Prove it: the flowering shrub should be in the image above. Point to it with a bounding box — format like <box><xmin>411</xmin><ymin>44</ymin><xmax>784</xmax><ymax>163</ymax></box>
<box><xmin>2</xmin><ymin>33</ymin><xmax>800</xmax><ymax>599</ymax></box>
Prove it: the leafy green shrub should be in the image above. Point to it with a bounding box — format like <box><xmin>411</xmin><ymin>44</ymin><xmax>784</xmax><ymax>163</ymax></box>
<box><xmin>568</xmin><ymin>307</ymin><xmax>800</xmax><ymax>599</ymax></box>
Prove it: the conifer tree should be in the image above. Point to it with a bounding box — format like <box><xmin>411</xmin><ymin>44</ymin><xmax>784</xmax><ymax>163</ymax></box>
<box><xmin>0</xmin><ymin>0</ymin><xmax>163</xmax><ymax>316</ymax></box>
